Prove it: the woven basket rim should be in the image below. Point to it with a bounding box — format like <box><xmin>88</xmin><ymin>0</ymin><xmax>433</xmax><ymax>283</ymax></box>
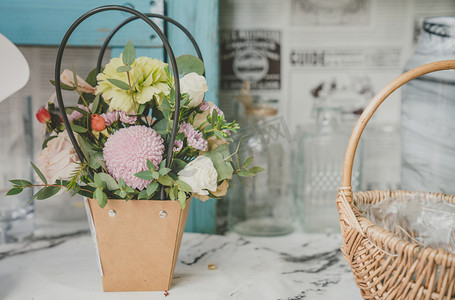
<box><xmin>349</xmin><ymin>189</ymin><xmax>455</xmax><ymax>262</ymax></box>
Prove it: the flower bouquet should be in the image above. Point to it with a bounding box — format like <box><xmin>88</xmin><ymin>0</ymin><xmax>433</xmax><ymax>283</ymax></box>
<box><xmin>8</xmin><ymin>8</ymin><xmax>262</xmax><ymax>291</ymax></box>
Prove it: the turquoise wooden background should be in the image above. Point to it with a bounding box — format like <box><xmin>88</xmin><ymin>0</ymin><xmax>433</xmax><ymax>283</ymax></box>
<box><xmin>168</xmin><ymin>0</ymin><xmax>220</xmax><ymax>234</ymax></box>
<box><xmin>0</xmin><ymin>0</ymin><xmax>220</xmax><ymax>234</ymax></box>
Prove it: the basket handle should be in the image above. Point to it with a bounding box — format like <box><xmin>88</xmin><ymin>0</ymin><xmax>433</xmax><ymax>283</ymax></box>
<box><xmin>341</xmin><ymin>60</ymin><xmax>455</xmax><ymax>201</ymax></box>
<box><xmin>95</xmin><ymin>13</ymin><xmax>203</xmax><ymax>76</ymax></box>
<box><xmin>55</xmin><ymin>5</ymin><xmax>183</xmax><ymax>173</ymax></box>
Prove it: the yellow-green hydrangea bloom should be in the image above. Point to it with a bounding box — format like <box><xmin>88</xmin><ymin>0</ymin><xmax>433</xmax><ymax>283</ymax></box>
<box><xmin>96</xmin><ymin>56</ymin><xmax>169</xmax><ymax>112</ymax></box>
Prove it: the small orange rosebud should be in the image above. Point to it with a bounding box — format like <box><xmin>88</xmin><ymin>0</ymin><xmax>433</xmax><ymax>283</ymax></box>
<box><xmin>91</xmin><ymin>114</ymin><xmax>106</xmax><ymax>131</ymax></box>
<box><xmin>36</xmin><ymin>107</ymin><xmax>51</xmax><ymax>123</ymax></box>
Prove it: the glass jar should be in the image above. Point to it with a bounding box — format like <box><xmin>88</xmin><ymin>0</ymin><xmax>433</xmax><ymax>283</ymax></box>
<box><xmin>401</xmin><ymin>16</ymin><xmax>455</xmax><ymax>194</ymax></box>
<box><xmin>227</xmin><ymin>110</ymin><xmax>294</xmax><ymax>236</ymax></box>
<box><xmin>0</xmin><ymin>96</ymin><xmax>34</xmax><ymax>243</ymax></box>
<box><xmin>293</xmin><ymin>106</ymin><xmax>362</xmax><ymax>233</ymax></box>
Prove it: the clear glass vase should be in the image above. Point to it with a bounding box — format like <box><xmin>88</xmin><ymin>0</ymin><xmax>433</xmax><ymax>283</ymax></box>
<box><xmin>227</xmin><ymin>112</ymin><xmax>294</xmax><ymax>236</ymax></box>
<box><xmin>401</xmin><ymin>16</ymin><xmax>455</xmax><ymax>194</ymax></box>
<box><xmin>293</xmin><ymin>106</ymin><xmax>361</xmax><ymax>233</ymax></box>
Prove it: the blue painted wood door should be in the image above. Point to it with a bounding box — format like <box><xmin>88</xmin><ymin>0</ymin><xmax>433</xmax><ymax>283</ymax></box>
<box><xmin>0</xmin><ymin>0</ymin><xmax>162</xmax><ymax>47</ymax></box>
<box><xmin>168</xmin><ymin>0</ymin><xmax>220</xmax><ymax>234</ymax></box>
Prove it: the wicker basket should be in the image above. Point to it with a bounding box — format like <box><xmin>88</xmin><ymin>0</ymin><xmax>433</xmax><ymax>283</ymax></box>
<box><xmin>336</xmin><ymin>60</ymin><xmax>455</xmax><ymax>299</ymax></box>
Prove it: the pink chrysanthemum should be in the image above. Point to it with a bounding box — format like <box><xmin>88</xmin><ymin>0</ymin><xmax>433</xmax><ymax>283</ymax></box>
<box><xmin>173</xmin><ymin>139</ymin><xmax>183</xmax><ymax>152</ymax></box>
<box><xmin>199</xmin><ymin>100</ymin><xmax>224</xmax><ymax>116</ymax></box>
<box><xmin>119</xmin><ymin>111</ymin><xmax>137</xmax><ymax>124</ymax></box>
<box><xmin>101</xmin><ymin>111</ymin><xmax>119</xmax><ymax>126</ymax></box>
<box><xmin>179</xmin><ymin>122</ymin><xmax>207</xmax><ymax>151</ymax></box>
<box><xmin>103</xmin><ymin>125</ymin><xmax>164</xmax><ymax>190</ymax></box>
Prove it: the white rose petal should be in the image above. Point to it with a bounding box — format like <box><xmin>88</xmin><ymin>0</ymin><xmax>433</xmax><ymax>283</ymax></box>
<box><xmin>180</xmin><ymin>72</ymin><xmax>208</xmax><ymax>108</ymax></box>
<box><xmin>36</xmin><ymin>131</ymin><xmax>80</xmax><ymax>184</ymax></box>
<box><xmin>178</xmin><ymin>156</ymin><xmax>217</xmax><ymax>195</ymax></box>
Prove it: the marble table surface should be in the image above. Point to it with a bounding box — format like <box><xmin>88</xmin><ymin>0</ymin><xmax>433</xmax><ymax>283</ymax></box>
<box><xmin>0</xmin><ymin>218</ymin><xmax>363</xmax><ymax>300</ymax></box>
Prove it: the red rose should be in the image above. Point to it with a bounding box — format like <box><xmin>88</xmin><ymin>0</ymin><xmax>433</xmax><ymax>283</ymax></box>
<box><xmin>36</xmin><ymin>107</ymin><xmax>51</xmax><ymax>123</ymax></box>
<box><xmin>91</xmin><ymin>114</ymin><xmax>106</xmax><ymax>131</ymax></box>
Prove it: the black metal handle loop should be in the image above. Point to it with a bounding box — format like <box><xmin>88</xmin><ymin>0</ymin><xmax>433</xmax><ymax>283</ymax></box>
<box><xmin>96</xmin><ymin>13</ymin><xmax>203</xmax><ymax>75</ymax></box>
<box><xmin>55</xmin><ymin>5</ymin><xmax>183</xmax><ymax>177</ymax></box>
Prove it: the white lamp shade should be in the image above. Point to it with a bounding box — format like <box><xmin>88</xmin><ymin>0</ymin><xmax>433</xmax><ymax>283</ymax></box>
<box><xmin>0</xmin><ymin>33</ymin><xmax>30</xmax><ymax>102</ymax></box>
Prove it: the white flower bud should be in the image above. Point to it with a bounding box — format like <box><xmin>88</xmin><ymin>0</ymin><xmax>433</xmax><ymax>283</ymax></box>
<box><xmin>180</xmin><ymin>72</ymin><xmax>208</xmax><ymax>107</ymax></box>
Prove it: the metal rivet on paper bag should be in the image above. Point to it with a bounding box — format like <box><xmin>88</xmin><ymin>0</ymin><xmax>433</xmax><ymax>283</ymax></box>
<box><xmin>108</xmin><ymin>209</ymin><xmax>116</xmax><ymax>217</ymax></box>
<box><xmin>159</xmin><ymin>210</ymin><xmax>167</xmax><ymax>218</ymax></box>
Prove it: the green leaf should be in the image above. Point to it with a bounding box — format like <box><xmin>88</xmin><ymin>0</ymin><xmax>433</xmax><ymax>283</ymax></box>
<box><xmin>160</xmin><ymin>96</ymin><xmax>173</xmax><ymax>113</ymax></box>
<box><xmin>70</xmin><ymin>123</ymin><xmax>87</xmax><ymax>133</ymax></box>
<box><xmin>93</xmin><ymin>173</ymin><xmax>103</xmax><ymax>188</ymax></box>
<box><xmin>77</xmin><ymin>135</ymin><xmax>106</xmax><ymax>170</ymax></box>
<box><xmin>162</xmin><ymin>109</ymin><xmax>171</xmax><ymax>120</ymax></box>
<box><xmin>138</xmin><ymin>190</ymin><xmax>149</xmax><ymax>200</ymax></box>
<box><xmin>176</xmin><ymin>180</ymin><xmax>193</xmax><ymax>193</ymax></box>
<box><xmin>134</xmin><ymin>171</ymin><xmax>155</xmax><ymax>180</ymax></box>
<box><xmin>65</xmin><ymin>106</ymin><xmax>88</xmax><ymax>115</ymax></box>
<box><xmin>50</xmin><ymin>80</ymin><xmax>75</xmax><ymax>91</ymax></box>
<box><xmin>176</xmin><ymin>54</ymin><xmax>204</xmax><ymax>75</ymax></box>
<box><xmin>147</xmin><ymin>159</ymin><xmax>155</xmax><ymax>171</ymax></box>
<box><xmin>87</xmin><ymin>182</ymin><xmax>98</xmax><ymax>188</ymax></box>
<box><xmin>31</xmin><ymin>162</ymin><xmax>47</xmax><ymax>184</ymax></box>
<box><xmin>172</xmin><ymin>159</ymin><xmax>187</xmax><ymax>173</ymax></box>
<box><xmin>125</xmin><ymin>185</ymin><xmax>135</xmax><ymax>194</ymax></box>
<box><xmin>85</xmin><ymin>67</ymin><xmax>99</xmax><ymax>87</ymax></box>
<box><xmin>211</xmin><ymin>108</ymin><xmax>218</xmax><ymax>127</ymax></box>
<box><xmin>95</xmin><ymin>188</ymin><xmax>108</xmax><ymax>208</ymax></box>
<box><xmin>152</xmin><ymin>172</ymin><xmax>159</xmax><ymax>180</ymax></box>
<box><xmin>249</xmin><ymin>166</ymin><xmax>265</xmax><ymax>174</ymax></box>
<box><xmin>204</xmin><ymin>152</ymin><xmax>234</xmax><ymax>181</ymax></box>
<box><xmin>243</xmin><ymin>157</ymin><xmax>254</xmax><ymax>168</ymax></box>
<box><xmin>159</xmin><ymin>159</ymin><xmax>166</xmax><ymax>170</ymax></box>
<box><xmin>237</xmin><ymin>169</ymin><xmax>254</xmax><ymax>177</ymax></box>
<box><xmin>42</xmin><ymin>135</ymin><xmax>58</xmax><ymax>149</ymax></box>
<box><xmin>116</xmin><ymin>65</ymin><xmax>132</xmax><ymax>73</ymax></box>
<box><xmin>214</xmin><ymin>143</ymin><xmax>231</xmax><ymax>159</ymax></box>
<box><xmin>120</xmin><ymin>190</ymin><xmax>127</xmax><ymax>198</ymax></box>
<box><xmin>118</xmin><ymin>178</ymin><xmax>126</xmax><ymax>188</ymax></box>
<box><xmin>214</xmin><ymin>131</ymin><xmax>224</xmax><ymax>140</ymax></box>
<box><xmin>72</xmin><ymin>65</ymin><xmax>78</xmax><ymax>88</ymax></box>
<box><xmin>158</xmin><ymin>175</ymin><xmax>173</xmax><ymax>186</ymax></box>
<box><xmin>178</xmin><ymin>190</ymin><xmax>187</xmax><ymax>209</ymax></box>
<box><xmin>6</xmin><ymin>187</ymin><xmax>23</xmax><ymax>196</ymax></box>
<box><xmin>122</xmin><ymin>41</ymin><xmax>136</xmax><ymax>66</ymax></box>
<box><xmin>70</xmin><ymin>187</ymin><xmax>80</xmax><ymax>197</ymax></box>
<box><xmin>137</xmin><ymin>103</ymin><xmax>146</xmax><ymax>115</ymax></box>
<box><xmin>169</xmin><ymin>186</ymin><xmax>176</xmax><ymax>201</ymax></box>
<box><xmin>97</xmin><ymin>173</ymin><xmax>119</xmax><ymax>190</ymax></box>
<box><xmin>78</xmin><ymin>187</ymin><xmax>95</xmax><ymax>198</ymax></box>
<box><xmin>91</xmin><ymin>94</ymin><xmax>100</xmax><ymax>114</ymax></box>
<box><xmin>158</xmin><ymin>168</ymin><xmax>171</xmax><ymax>176</ymax></box>
<box><xmin>89</xmin><ymin>150</ymin><xmax>106</xmax><ymax>170</ymax></box>
<box><xmin>146</xmin><ymin>181</ymin><xmax>159</xmax><ymax>196</ymax></box>
<box><xmin>153</xmin><ymin>118</ymin><xmax>171</xmax><ymax>134</ymax></box>
<box><xmin>35</xmin><ymin>186</ymin><xmax>61</xmax><ymax>200</ymax></box>
<box><xmin>107</xmin><ymin>78</ymin><xmax>130</xmax><ymax>91</ymax></box>
<box><xmin>9</xmin><ymin>179</ymin><xmax>32</xmax><ymax>187</ymax></box>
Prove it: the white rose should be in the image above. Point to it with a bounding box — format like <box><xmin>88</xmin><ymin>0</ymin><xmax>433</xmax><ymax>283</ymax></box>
<box><xmin>178</xmin><ymin>156</ymin><xmax>217</xmax><ymax>196</ymax></box>
<box><xmin>36</xmin><ymin>131</ymin><xmax>80</xmax><ymax>184</ymax></box>
<box><xmin>180</xmin><ymin>72</ymin><xmax>208</xmax><ymax>108</ymax></box>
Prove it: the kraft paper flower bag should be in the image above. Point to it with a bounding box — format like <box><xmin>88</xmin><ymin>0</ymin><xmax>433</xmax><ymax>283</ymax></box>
<box><xmin>8</xmin><ymin>6</ymin><xmax>263</xmax><ymax>292</ymax></box>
